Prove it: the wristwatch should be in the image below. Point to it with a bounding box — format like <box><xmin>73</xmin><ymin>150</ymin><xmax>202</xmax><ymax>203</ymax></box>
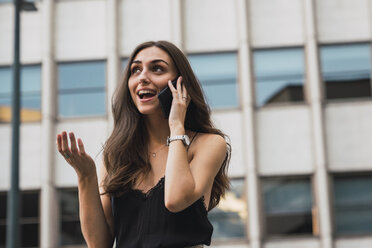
<box><xmin>166</xmin><ymin>135</ymin><xmax>190</xmax><ymax>146</ymax></box>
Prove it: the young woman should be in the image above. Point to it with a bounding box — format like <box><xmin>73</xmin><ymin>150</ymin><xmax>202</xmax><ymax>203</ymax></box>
<box><xmin>57</xmin><ymin>40</ymin><xmax>231</xmax><ymax>248</ymax></box>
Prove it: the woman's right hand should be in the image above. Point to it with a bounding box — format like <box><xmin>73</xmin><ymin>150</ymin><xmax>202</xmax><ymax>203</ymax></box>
<box><xmin>56</xmin><ymin>131</ymin><xmax>97</xmax><ymax>180</ymax></box>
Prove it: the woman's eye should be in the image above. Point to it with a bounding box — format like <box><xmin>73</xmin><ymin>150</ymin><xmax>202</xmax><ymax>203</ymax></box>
<box><xmin>131</xmin><ymin>66</ymin><xmax>141</xmax><ymax>74</ymax></box>
<box><xmin>153</xmin><ymin>65</ymin><xmax>163</xmax><ymax>72</ymax></box>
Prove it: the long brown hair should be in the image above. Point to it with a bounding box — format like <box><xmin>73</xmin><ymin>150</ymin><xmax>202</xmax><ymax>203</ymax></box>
<box><xmin>102</xmin><ymin>40</ymin><xmax>231</xmax><ymax>210</ymax></box>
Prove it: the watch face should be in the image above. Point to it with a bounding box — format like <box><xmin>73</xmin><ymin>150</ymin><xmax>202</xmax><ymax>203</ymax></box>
<box><xmin>184</xmin><ymin>135</ymin><xmax>190</xmax><ymax>146</ymax></box>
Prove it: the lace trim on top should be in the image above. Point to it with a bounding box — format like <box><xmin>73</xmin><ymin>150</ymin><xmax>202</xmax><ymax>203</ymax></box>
<box><xmin>131</xmin><ymin>176</ymin><xmax>208</xmax><ymax>212</ymax></box>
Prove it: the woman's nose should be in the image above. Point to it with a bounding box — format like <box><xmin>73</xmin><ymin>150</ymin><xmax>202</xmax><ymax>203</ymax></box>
<box><xmin>138</xmin><ymin>70</ymin><xmax>150</xmax><ymax>84</ymax></box>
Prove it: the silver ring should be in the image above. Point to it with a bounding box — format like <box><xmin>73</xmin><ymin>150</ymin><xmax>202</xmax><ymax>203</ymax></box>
<box><xmin>182</xmin><ymin>96</ymin><xmax>188</xmax><ymax>100</ymax></box>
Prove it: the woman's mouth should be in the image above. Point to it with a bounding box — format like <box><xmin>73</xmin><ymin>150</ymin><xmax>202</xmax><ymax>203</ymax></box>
<box><xmin>137</xmin><ymin>90</ymin><xmax>157</xmax><ymax>102</ymax></box>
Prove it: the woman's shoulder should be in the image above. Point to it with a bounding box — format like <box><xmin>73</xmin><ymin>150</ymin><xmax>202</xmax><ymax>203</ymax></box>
<box><xmin>188</xmin><ymin>132</ymin><xmax>227</xmax><ymax>153</ymax></box>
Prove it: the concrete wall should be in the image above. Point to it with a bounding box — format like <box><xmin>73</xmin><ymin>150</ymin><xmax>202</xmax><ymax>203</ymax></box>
<box><xmin>256</xmin><ymin>105</ymin><xmax>314</xmax><ymax>176</ymax></box>
<box><xmin>326</xmin><ymin>101</ymin><xmax>372</xmax><ymax>172</ymax></box>
<box><xmin>55</xmin><ymin>119</ymin><xmax>108</xmax><ymax>187</ymax></box>
<box><xmin>0</xmin><ymin>123</ymin><xmax>42</xmax><ymax>190</ymax></box>
<box><xmin>250</xmin><ymin>0</ymin><xmax>305</xmax><ymax>47</ymax></box>
<box><xmin>316</xmin><ymin>0</ymin><xmax>371</xmax><ymax>43</ymax></box>
<box><xmin>55</xmin><ymin>0</ymin><xmax>106</xmax><ymax>61</ymax></box>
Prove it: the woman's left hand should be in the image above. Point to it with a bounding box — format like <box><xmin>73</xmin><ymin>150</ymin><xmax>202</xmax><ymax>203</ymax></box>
<box><xmin>168</xmin><ymin>76</ymin><xmax>191</xmax><ymax>134</ymax></box>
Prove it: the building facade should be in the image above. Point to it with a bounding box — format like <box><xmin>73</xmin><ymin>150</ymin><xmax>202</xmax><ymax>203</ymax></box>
<box><xmin>1</xmin><ymin>0</ymin><xmax>372</xmax><ymax>247</ymax></box>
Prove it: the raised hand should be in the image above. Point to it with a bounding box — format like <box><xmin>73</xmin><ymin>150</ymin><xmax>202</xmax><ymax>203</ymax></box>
<box><xmin>168</xmin><ymin>76</ymin><xmax>191</xmax><ymax>134</ymax></box>
<box><xmin>56</xmin><ymin>131</ymin><xmax>96</xmax><ymax>180</ymax></box>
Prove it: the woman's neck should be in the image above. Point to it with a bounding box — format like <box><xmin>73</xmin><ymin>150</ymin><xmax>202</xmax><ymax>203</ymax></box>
<box><xmin>144</xmin><ymin>112</ymin><xmax>170</xmax><ymax>146</ymax></box>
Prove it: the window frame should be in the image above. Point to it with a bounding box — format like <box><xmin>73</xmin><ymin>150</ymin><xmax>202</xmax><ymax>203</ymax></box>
<box><xmin>319</xmin><ymin>42</ymin><xmax>372</xmax><ymax>103</ymax></box>
<box><xmin>260</xmin><ymin>174</ymin><xmax>318</xmax><ymax>240</ymax></box>
<box><xmin>56</xmin><ymin>59</ymin><xmax>108</xmax><ymax>120</ymax></box>
<box><xmin>208</xmin><ymin>176</ymin><xmax>248</xmax><ymax>244</ymax></box>
<box><xmin>58</xmin><ymin>187</ymin><xmax>86</xmax><ymax>247</ymax></box>
<box><xmin>331</xmin><ymin>172</ymin><xmax>372</xmax><ymax>237</ymax></box>
<box><xmin>0</xmin><ymin>63</ymin><xmax>42</xmax><ymax>124</ymax></box>
<box><xmin>252</xmin><ymin>46</ymin><xmax>308</xmax><ymax>109</ymax></box>
<box><xmin>0</xmin><ymin>190</ymin><xmax>40</xmax><ymax>248</ymax></box>
<box><xmin>187</xmin><ymin>50</ymin><xmax>240</xmax><ymax>111</ymax></box>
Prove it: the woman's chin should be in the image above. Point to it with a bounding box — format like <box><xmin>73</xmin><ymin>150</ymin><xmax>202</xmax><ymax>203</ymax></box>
<box><xmin>137</xmin><ymin>106</ymin><xmax>162</xmax><ymax>116</ymax></box>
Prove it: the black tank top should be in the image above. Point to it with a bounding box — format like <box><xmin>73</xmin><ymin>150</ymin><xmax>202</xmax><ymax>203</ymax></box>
<box><xmin>112</xmin><ymin>133</ymin><xmax>213</xmax><ymax>247</ymax></box>
<box><xmin>112</xmin><ymin>177</ymin><xmax>213</xmax><ymax>247</ymax></box>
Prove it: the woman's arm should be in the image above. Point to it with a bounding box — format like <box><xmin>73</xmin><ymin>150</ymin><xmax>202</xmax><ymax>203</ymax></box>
<box><xmin>164</xmin><ymin>78</ymin><xmax>227</xmax><ymax>212</ymax></box>
<box><xmin>164</xmin><ymin>132</ymin><xmax>227</xmax><ymax>213</ymax></box>
<box><xmin>57</xmin><ymin>131</ymin><xmax>114</xmax><ymax>247</ymax></box>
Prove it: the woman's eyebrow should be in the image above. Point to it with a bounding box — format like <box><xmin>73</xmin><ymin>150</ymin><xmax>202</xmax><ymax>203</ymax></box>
<box><xmin>151</xmin><ymin>59</ymin><xmax>169</xmax><ymax>65</ymax></box>
<box><xmin>131</xmin><ymin>59</ymin><xmax>169</xmax><ymax>66</ymax></box>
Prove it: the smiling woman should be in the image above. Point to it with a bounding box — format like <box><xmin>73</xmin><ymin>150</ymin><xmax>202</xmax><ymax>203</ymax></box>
<box><xmin>56</xmin><ymin>40</ymin><xmax>231</xmax><ymax>248</ymax></box>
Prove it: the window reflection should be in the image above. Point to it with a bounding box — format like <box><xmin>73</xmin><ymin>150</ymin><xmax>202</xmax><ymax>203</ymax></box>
<box><xmin>209</xmin><ymin>178</ymin><xmax>246</xmax><ymax>240</ymax></box>
<box><xmin>188</xmin><ymin>53</ymin><xmax>239</xmax><ymax>109</ymax></box>
<box><xmin>262</xmin><ymin>177</ymin><xmax>314</xmax><ymax>236</ymax></box>
<box><xmin>0</xmin><ymin>65</ymin><xmax>41</xmax><ymax>123</ymax></box>
<box><xmin>253</xmin><ymin>48</ymin><xmax>305</xmax><ymax>107</ymax></box>
<box><xmin>59</xmin><ymin>188</ymin><xmax>85</xmax><ymax>246</ymax></box>
<box><xmin>320</xmin><ymin>43</ymin><xmax>372</xmax><ymax>100</ymax></box>
<box><xmin>333</xmin><ymin>174</ymin><xmax>372</xmax><ymax>235</ymax></box>
<box><xmin>58</xmin><ymin>61</ymin><xmax>106</xmax><ymax>117</ymax></box>
<box><xmin>0</xmin><ymin>191</ymin><xmax>40</xmax><ymax>248</ymax></box>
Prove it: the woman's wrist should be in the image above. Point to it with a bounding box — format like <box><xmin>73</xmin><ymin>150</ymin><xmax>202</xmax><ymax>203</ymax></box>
<box><xmin>169</xmin><ymin>123</ymin><xmax>185</xmax><ymax>136</ymax></box>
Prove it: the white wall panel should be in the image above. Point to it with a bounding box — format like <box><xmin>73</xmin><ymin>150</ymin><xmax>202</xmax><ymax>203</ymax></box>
<box><xmin>55</xmin><ymin>0</ymin><xmax>106</xmax><ymax>61</ymax></box>
<box><xmin>212</xmin><ymin>110</ymin><xmax>245</xmax><ymax>177</ymax></box>
<box><xmin>0</xmin><ymin>125</ymin><xmax>11</xmax><ymax>190</ymax></box>
<box><xmin>335</xmin><ymin>237</ymin><xmax>372</xmax><ymax>248</ymax></box>
<box><xmin>184</xmin><ymin>0</ymin><xmax>238</xmax><ymax>53</ymax></box>
<box><xmin>316</xmin><ymin>0</ymin><xmax>371</xmax><ymax>43</ymax></box>
<box><xmin>264</xmin><ymin>238</ymin><xmax>320</xmax><ymax>248</ymax></box>
<box><xmin>120</xmin><ymin>0</ymin><xmax>172</xmax><ymax>56</ymax></box>
<box><xmin>0</xmin><ymin>123</ymin><xmax>42</xmax><ymax>190</ymax></box>
<box><xmin>20</xmin><ymin>123</ymin><xmax>42</xmax><ymax>189</ymax></box>
<box><xmin>0</xmin><ymin>4</ymin><xmax>13</xmax><ymax>65</ymax></box>
<box><xmin>257</xmin><ymin>105</ymin><xmax>314</xmax><ymax>175</ymax></box>
<box><xmin>21</xmin><ymin>7</ymin><xmax>42</xmax><ymax>64</ymax></box>
<box><xmin>250</xmin><ymin>0</ymin><xmax>304</xmax><ymax>47</ymax></box>
<box><xmin>326</xmin><ymin>101</ymin><xmax>372</xmax><ymax>171</ymax></box>
<box><xmin>55</xmin><ymin>119</ymin><xmax>108</xmax><ymax>187</ymax></box>
<box><xmin>0</xmin><ymin>4</ymin><xmax>42</xmax><ymax>65</ymax></box>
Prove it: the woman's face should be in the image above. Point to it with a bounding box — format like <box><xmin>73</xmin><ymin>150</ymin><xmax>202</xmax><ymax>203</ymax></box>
<box><xmin>128</xmin><ymin>46</ymin><xmax>178</xmax><ymax>115</ymax></box>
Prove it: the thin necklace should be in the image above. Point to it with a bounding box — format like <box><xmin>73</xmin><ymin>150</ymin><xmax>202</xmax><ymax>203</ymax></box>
<box><xmin>149</xmin><ymin>144</ymin><xmax>167</xmax><ymax>157</ymax></box>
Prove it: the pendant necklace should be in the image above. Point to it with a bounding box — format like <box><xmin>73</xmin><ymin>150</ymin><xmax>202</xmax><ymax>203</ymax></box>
<box><xmin>150</xmin><ymin>144</ymin><xmax>167</xmax><ymax>157</ymax></box>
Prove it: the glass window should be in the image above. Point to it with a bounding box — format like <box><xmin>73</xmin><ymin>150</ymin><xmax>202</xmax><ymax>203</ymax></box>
<box><xmin>333</xmin><ymin>174</ymin><xmax>372</xmax><ymax>235</ymax></box>
<box><xmin>253</xmin><ymin>48</ymin><xmax>305</xmax><ymax>107</ymax></box>
<box><xmin>320</xmin><ymin>43</ymin><xmax>372</xmax><ymax>100</ymax></box>
<box><xmin>0</xmin><ymin>191</ymin><xmax>40</xmax><ymax>248</ymax></box>
<box><xmin>58</xmin><ymin>61</ymin><xmax>106</xmax><ymax>117</ymax></box>
<box><xmin>59</xmin><ymin>188</ymin><xmax>85</xmax><ymax>246</ymax></box>
<box><xmin>188</xmin><ymin>53</ymin><xmax>239</xmax><ymax>109</ymax></box>
<box><xmin>0</xmin><ymin>65</ymin><xmax>41</xmax><ymax>123</ymax></box>
<box><xmin>262</xmin><ymin>177</ymin><xmax>314</xmax><ymax>237</ymax></box>
<box><xmin>209</xmin><ymin>178</ymin><xmax>247</xmax><ymax>241</ymax></box>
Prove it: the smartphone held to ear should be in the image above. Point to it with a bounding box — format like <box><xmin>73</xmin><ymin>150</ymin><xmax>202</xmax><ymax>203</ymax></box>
<box><xmin>158</xmin><ymin>78</ymin><xmax>177</xmax><ymax>118</ymax></box>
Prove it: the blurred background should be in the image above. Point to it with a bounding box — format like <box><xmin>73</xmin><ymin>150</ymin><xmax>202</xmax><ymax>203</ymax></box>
<box><xmin>1</xmin><ymin>0</ymin><xmax>372</xmax><ymax>247</ymax></box>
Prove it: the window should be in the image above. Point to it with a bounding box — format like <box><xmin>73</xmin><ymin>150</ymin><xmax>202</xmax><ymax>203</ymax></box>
<box><xmin>253</xmin><ymin>48</ymin><xmax>305</xmax><ymax>107</ymax></box>
<box><xmin>320</xmin><ymin>43</ymin><xmax>371</xmax><ymax>100</ymax></box>
<box><xmin>188</xmin><ymin>53</ymin><xmax>238</xmax><ymax>109</ymax></box>
<box><xmin>333</xmin><ymin>174</ymin><xmax>372</xmax><ymax>235</ymax></box>
<box><xmin>0</xmin><ymin>191</ymin><xmax>40</xmax><ymax>248</ymax></box>
<box><xmin>262</xmin><ymin>177</ymin><xmax>314</xmax><ymax>237</ymax></box>
<box><xmin>58</xmin><ymin>61</ymin><xmax>106</xmax><ymax>117</ymax></box>
<box><xmin>0</xmin><ymin>65</ymin><xmax>41</xmax><ymax>123</ymax></box>
<box><xmin>59</xmin><ymin>188</ymin><xmax>85</xmax><ymax>246</ymax></box>
<box><xmin>209</xmin><ymin>178</ymin><xmax>247</xmax><ymax>241</ymax></box>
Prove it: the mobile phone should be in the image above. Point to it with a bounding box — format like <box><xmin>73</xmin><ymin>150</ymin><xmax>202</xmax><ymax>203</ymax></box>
<box><xmin>158</xmin><ymin>78</ymin><xmax>178</xmax><ymax>118</ymax></box>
